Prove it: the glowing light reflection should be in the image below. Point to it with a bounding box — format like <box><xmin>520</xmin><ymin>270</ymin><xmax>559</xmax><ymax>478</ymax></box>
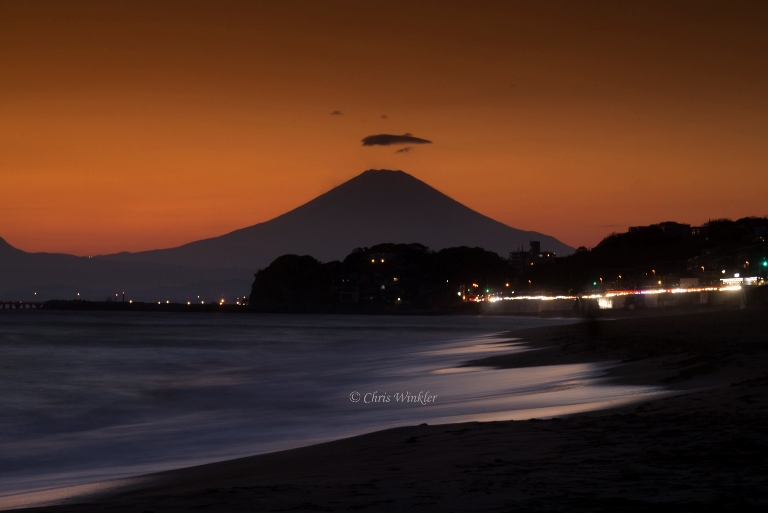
<box><xmin>470</xmin><ymin>284</ymin><xmax>746</xmax><ymax>302</ymax></box>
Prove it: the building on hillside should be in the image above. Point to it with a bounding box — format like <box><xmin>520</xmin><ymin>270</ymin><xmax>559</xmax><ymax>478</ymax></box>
<box><xmin>529</xmin><ymin>240</ymin><xmax>556</xmax><ymax>264</ymax></box>
<box><xmin>509</xmin><ymin>240</ymin><xmax>556</xmax><ymax>271</ymax></box>
<box><xmin>508</xmin><ymin>248</ymin><xmax>527</xmax><ymax>270</ymax></box>
<box><xmin>332</xmin><ymin>275</ymin><xmax>360</xmax><ymax>303</ymax></box>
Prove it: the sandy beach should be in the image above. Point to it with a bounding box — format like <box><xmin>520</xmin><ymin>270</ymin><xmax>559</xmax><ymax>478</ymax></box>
<box><xmin>9</xmin><ymin>307</ymin><xmax>768</xmax><ymax>512</ymax></box>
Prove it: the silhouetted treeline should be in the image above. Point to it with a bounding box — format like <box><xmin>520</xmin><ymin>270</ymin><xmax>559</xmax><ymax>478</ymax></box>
<box><xmin>519</xmin><ymin>217</ymin><xmax>768</xmax><ymax>294</ymax></box>
<box><xmin>250</xmin><ymin>243</ymin><xmax>510</xmax><ymax>312</ymax></box>
<box><xmin>250</xmin><ymin>217</ymin><xmax>768</xmax><ymax>312</ymax></box>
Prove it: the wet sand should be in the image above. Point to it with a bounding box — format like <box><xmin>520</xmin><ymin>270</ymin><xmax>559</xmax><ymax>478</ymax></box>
<box><xmin>9</xmin><ymin>307</ymin><xmax>768</xmax><ymax>512</ymax></box>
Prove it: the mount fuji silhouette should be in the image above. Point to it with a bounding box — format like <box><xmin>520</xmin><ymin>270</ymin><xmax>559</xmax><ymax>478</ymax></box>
<box><xmin>108</xmin><ymin>169</ymin><xmax>572</xmax><ymax>268</ymax></box>
<box><xmin>1</xmin><ymin>170</ymin><xmax>572</xmax><ymax>301</ymax></box>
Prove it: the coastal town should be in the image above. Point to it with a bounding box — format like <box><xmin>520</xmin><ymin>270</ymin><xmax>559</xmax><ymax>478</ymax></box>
<box><xmin>248</xmin><ymin>217</ymin><xmax>768</xmax><ymax>314</ymax></box>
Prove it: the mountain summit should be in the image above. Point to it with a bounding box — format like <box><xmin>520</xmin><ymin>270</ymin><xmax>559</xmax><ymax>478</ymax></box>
<box><xmin>110</xmin><ymin>169</ymin><xmax>573</xmax><ymax>270</ymax></box>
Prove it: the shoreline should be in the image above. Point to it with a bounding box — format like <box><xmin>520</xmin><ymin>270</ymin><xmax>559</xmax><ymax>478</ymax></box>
<box><xmin>7</xmin><ymin>307</ymin><xmax>768</xmax><ymax>512</ymax></box>
<box><xmin>470</xmin><ymin>307</ymin><xmax>768</xmax><ymax>389</ymax></box>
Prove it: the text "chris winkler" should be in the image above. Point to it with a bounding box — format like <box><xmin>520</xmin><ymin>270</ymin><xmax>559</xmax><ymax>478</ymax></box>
<box><xmin>349</xmin><ymin>391</ymin><xmax>437</xmax><ymax>405</ymax></box>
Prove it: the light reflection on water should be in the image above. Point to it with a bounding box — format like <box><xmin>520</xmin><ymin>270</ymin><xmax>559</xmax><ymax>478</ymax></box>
<box><xmin>0</xmin><ymin>311</ymin><xmax>659</xmax><ymax>509</ymax></box>
<box><xmin>419</xmin><ymin>339</ymin><xmax>523</xmax><ymax>356</ymax></box>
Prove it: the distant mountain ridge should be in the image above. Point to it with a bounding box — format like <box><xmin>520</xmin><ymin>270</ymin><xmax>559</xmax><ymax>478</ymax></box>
<box><xmin>0</xmin><ymin>236</ymin><xmax>245</xmax><ymax>302</ymax></box>
<box><xmin>1</xmin><ymin>170</ymin><xmax>573</xmax><ymax>301</ymax></box>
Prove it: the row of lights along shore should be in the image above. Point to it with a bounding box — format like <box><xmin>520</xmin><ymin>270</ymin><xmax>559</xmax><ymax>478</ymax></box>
<box><xmin>62</xmin><ymin>292</ymin><xmax>248</xmax><ymax>306</ymax></box>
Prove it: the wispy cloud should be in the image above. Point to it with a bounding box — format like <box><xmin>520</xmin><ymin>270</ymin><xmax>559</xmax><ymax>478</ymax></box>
<box><xmin>361</xmin><ymin>133</ymin><xmax>432</xmax><ymax>146</ymax></box>
<box><xmin>330</xmin><ymin>110</ymin><xmax>344</xmax><ymax>116</ymax></box>
<box><xmin>394</xmin><ymin>146</ymin><xmax>412</xmax><ymax>154</ymax></box>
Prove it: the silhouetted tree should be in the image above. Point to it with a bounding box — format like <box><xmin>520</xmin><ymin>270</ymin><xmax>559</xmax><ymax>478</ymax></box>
<box><xmin>250</xmin><ymin>255</ymin><xmax>334</xmax><ymax>311</ymax></box>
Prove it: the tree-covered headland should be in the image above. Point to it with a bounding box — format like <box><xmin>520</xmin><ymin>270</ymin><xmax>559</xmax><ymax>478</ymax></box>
<box><xmin>249</xmin><ymin>217</ymin><xmax>768</xmax><ymax>312</ymax></box>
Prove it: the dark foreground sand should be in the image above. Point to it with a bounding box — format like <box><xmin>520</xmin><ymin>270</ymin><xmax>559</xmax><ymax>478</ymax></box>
<box><xmin>11</xmin><ymin>307</ymin><xmax>768</xmax><ymax>512</ymax></box>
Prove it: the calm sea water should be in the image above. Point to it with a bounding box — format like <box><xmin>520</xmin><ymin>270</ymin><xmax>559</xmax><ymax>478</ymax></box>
<box><xmin>0</xmin><ymin>311</ymin><xmax>662</xmax><ymax>507</ymax></box>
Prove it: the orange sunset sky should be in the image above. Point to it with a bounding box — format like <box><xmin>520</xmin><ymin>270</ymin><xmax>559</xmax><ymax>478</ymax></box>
<box><xmin>2</xmin><ymin>1</ymin><xmax>767</xmax><ymax>256</ymax></box>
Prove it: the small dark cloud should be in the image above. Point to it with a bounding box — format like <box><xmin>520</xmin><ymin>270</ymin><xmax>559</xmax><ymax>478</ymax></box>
<box><xmin>381</xmin><ymin>114</ymin><xmax>388</xmax><ymax>119</ymax></box>
<box><xmin>330</xmin><ymin>110</ymin><xmax>344</xmax><ymax>116</ymax></box>
<box><xmin>361</xmin><ymin>133</ymin><xmax>432</xmax><ymax>146</ymax></box>
<box><xmin>394</xmin><ymin>146</ymin><xmax>412</xmax><ymax>154</ymax></box>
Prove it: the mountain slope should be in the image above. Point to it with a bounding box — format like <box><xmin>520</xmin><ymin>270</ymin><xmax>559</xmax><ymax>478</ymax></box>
<box><xmin>107</xmin><ymin>170</ymin><xmax>573</xmax><ymax>269</ymax></box>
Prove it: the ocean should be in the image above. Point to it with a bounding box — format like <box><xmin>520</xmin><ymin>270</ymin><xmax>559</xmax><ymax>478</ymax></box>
<box><xmin>0</xmin><ymin>311</ymin><xmax>663</xmax><ymax>507</ymax></box>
